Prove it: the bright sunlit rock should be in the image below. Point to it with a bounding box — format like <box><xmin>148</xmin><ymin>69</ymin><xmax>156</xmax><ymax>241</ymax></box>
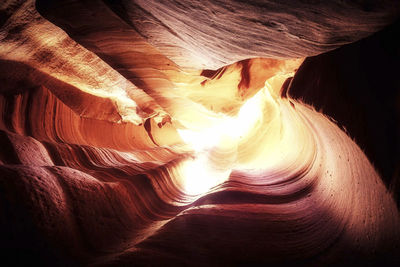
<box><xmin>179</xmin><ymin>153</ymin><xmax>232</xmax><ymax>195</ymax></box>
<box><xmin>176</xmin><ymin>87</ymin><xmax>271</xmax><ymax>195</ymax></box>
<box><xmin>177</xmin><ymin>89</ymin><xmax>265</xmax><ymax>152</ymax></box>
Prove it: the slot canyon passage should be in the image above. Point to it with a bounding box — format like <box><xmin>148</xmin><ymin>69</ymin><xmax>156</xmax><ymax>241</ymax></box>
<box><xmin>1</xmin><ymin>0</ymin><xmax>400</xmax><ymax>265</ymax></box>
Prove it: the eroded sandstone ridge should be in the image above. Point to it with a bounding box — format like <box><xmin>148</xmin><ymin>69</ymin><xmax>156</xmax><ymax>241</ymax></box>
<box><xmin>1</xmin><ymin>0</ymin><xmax>399</xmax><ymax>266</ymax></box>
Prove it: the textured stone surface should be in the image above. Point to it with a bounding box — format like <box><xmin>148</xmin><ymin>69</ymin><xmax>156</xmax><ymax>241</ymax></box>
<box><xmin>104</xmin><ymin>0</ymin><xmax>400</xmax><ymax>69</ymax></box>
<box><xmin>0</xmin><ymin>0</ymin><xmax>399</xmax><ymax>266</ymax></box>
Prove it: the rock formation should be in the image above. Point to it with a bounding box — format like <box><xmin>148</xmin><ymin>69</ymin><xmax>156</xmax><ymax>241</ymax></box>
<box><xmin>1</xmin><ymin>0</ymin><xmax>399</xmax><ymax>265</ymax></box>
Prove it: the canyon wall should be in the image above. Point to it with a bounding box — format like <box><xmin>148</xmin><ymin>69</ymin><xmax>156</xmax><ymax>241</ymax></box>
<box><xmin>1</xmin><ymin>0</ymin><xmax>399</xmax><ymax>265</ymax></box>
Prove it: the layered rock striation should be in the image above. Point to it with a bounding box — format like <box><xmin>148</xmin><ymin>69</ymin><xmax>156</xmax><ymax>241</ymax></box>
<box><xmin>1</xmin><ymin>0</ymin><xmax>399</xmax><ymax>265</ymax></box>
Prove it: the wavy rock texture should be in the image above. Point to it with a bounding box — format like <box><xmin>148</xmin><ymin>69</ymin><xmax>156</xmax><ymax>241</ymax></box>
<box><xmin>1</xmin><ymin>0</ymin><xmax>400</xmax><ymax>266</ymax></box>
<box><xmin>104</xmin><ymin>0</ymin><xmax>400</xmax><ymax>69</ymax></box>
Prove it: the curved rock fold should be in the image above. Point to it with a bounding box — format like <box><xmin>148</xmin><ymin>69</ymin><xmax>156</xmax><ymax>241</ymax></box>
<box><xmin>0</xmin><ymin>0</ymin><xmax>399</xmax><ymax>266</ymax></box>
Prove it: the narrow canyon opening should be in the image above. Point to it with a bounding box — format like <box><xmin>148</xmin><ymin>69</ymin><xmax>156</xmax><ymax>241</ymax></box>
<box><xmin>1</xmin><ymin>0</ymin><xmax>400</xmax><ymax>266</ymax></box>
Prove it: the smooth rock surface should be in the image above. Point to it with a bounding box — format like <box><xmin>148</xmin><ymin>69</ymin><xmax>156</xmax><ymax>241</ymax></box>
<box><xmin>0</xmin><ymin>0</ymin><xmax>399</xmax><ymax>266</ymax></box>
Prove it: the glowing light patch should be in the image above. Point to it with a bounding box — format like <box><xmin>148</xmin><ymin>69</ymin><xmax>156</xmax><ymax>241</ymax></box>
<box><xmin>180</xmin><ymin>154</ymin><xmax>231</xmax><ymax>195</ymax></box>
<box><xmin>176</xmin><ymin>89</ymin><xmax>269</xmax><ymax>195</ymax></box>
<box><xmin>177</xmin><ymin>89</ymin><xmax>265</xmax><ymax>152</ymax></box>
